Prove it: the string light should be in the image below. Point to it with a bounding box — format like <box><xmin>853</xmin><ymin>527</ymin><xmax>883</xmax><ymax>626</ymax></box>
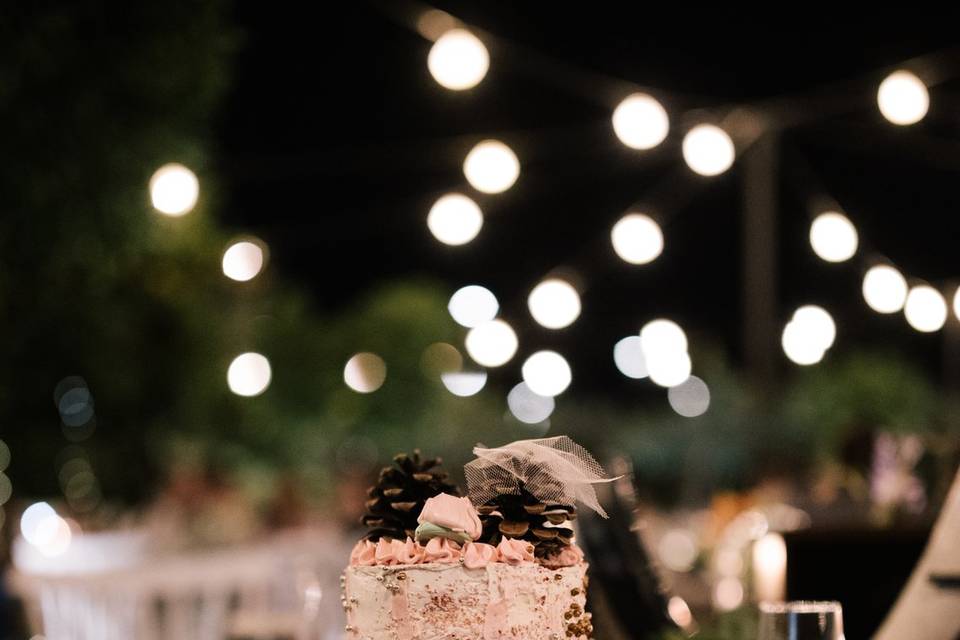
<box><xmin>427</xmin><ymin>193</ymin><xmax>483</xmax><ymax>246</ymax></box>
<box><xmin>682</xmin><ymin>124</ymin><xmax>735</xmax><ymax>176</ymax></box>
<box><xmin>521</xmin><ymin>350</ymin><xmax>572</xmax><ymax>397</ymax></box>
<box><xmin>640</xmin><ymin>319</ymin><xmax>688</xmax><ymax>359</ymax></box>
<box><xmin>877</xmin><ymin>70</ymin><xmax>929</xmax><ymax>126</ymax></box>
<box><xmin>427</xmin><ymin>29</ymin><xmax>489</xmax><ymax>90</ymax></box>
<box><xmin>149</xmin><ymin>163</ymin><xmax>199</xmax><ymax>216</ymax></box>
<box><xmin>441</xmin><ymin>371</ymin><xmax>487</xmax><ymax>397</ymax></box>
<box><xmin>647</xmin><ymin>351</ymin><xmax>692</xmax><ymax>388</ymax></box>
<box><xmin>222</xmin><ymin>240</ymin><xmax>266</xmax><ymax>282</ymax></box>
<box><xmin>448</xmin><ymin>285</ymin><xmax>499</xmax><ymax>328</ymax></box>
<box><xmin>863</xmin><ymin>265</ymin><xmax>908</xmax><ymax>313</ymax></box>
<box><xmin>904</xmin><ymin>285</ymin><xmax>947</xmax><ymax>333</ymax></box>
<box><xmin>507</xmin><ymin>382</ymin><xmax>555</xmax><ymax>424</ymax></box>
<box><xmin>792</xmin><ymin>305</ymin><xmax>836</xmax><ymax>350</ymax></box>
<box><xmin>527</xmin><ymin>278</ymin><xmax>581</xmax><ymax>329</ymax></box>
<box><xmin>613</xmin><ymin>336</ymin><xmax>648</xmax><ymax>379</ymax></box>
<box><xmin>611</xmin><ymin>213</ymin><xmax>663</xmax><ymax>265</ymax></box>
<box><xmin>227</xmin><ymin>352</ymin><xmax>272</xmax><ymax>397</ymax></box>
<box><xmin>343</xmin><ymin>353</ymin><xmax>387</xmax><ymax>393</ymax></box>
<box><xmin>810</xmin><ymin>212</ymin><xmax>858</xmax><ymax>263</ymax></box>
<box><xmin>463</xmin><ymin>140</ymin><xmax>520</xmax><ymax>194</ymax></box>
<box><xmin>782</xmin><ymin>306</ymin><xmax>835</xmax><ymax>366</ymax></box>
<box><xmin>667</xmin><ymin>375</ymin><xmax>711</xmax><ymax>417</ymax></box>
<box><xmin>465</xmin><ymin>319</ymin><xmax>518</xmax><ymax>367</ymax></box>
<box><xmin>612</xmin><ymin>93</ymin><xmax>669</xmax><ymax>150</ymax></box>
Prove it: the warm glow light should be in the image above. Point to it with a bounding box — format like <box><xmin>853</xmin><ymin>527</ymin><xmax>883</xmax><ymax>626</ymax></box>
<box><xmin>667</xmin><ymin>596</ymin><xmax>693</xmax><ymax>629</ymax></box>
<box><xmin>810</xmin><ymin>212</ymin><xmax>858</xmax><ymax>263</ymax></box>
<box><xmin>463</xmin><ymin>140</ymin><xmax>520</xmax><ymax>194</ymax></box>
<box><xmin>792</xmin><ymin>305</ymin><xmax>836</xmax><ymax>350</ymax></box>
<box><xmin>34</xmin><ymin>515</ymin><xmax>72</xmax><ymax>557</ymax></box>
<box><xmin>753</xmin><ymin>532</ymin><xmax>787</xmax><ymax>602</ymax></box>
<box><xmin>344</xmin><ymin>353</ymin><xmax>387</xmax><ymax>393</ymax></box>
<box><xmin>521</xmin><ymin>351</ymin><xmax>572</xmax><ymax>397</ymax></box>
<box><xmin>878</xmin><ymin>70</ymin><xmax>929</xmax><ymax>125</ymax></box>
<box><xmin>611</xmin><ymin>213</ymin><xmax>663</xmax><ymax>265</ymax></box>
<box><xmin>448</xmin><ymin>285</ymin><xmax>499</xmax><ymax>328</ymax></box>
<box><xmin>222</xmin><ymin>240</ymin><xmax>265</xmax><ymax>282</ymax></box>
<box><xmin>904</xmin><ymin>285</ymin><xmax>947</xmax><ymax>333</ymax></box>
<box><xmin>149</xmin><ymin>163</ymin><xmax>199</xmax><ymax>216</ymax></box>
<box><xmin>647</xmin><ymin>351</ymin><xmax>692</xmax><ymax>388</ymax></box>
<box><xmin>612</xmin><ymin>93</ymin><xmax>669</xmax><ymax>150</ymax></box>
<box><xmin>863</xmin><ymin>265</ymin><xmax>908</xmax><ymax>314</ymax></box>
<box><xmin>954</xmin><ymin>287</ymin><xmax>960</xmax><ymax>323</ymax></box>
<box><xmin>713</xmin><ymin>577</ymin><xmax>744</xmax><ymax>611</ymax></box>
<box><xmin>781</xmin><ymin>321</ymin><xmax>825</xmax><ymax>366</ymax></box>
<box><xmin>527</xmin><ymin>278</ymin><xmax>581</xmax><ymax>330</ymax></box>
<box><xmin>465</xmin><ymin>319</ymin><xmax>518</xmax><ymax>367</ymax></box>
<box><xmin>682</xmin><ymin>124</ymin><xmax>735</xmax><ymax>176</ymax></box>
<box><xmin>613</xmin><ymin>336</ymin><xmax>648</xmax><ymax>379</ymax></box>
<box><xmin>441</xmin><ymin>371</ymin><xmax>487</xmax><ymax>397</ymax></box>
<box><xmin>507</xmin><ymin>382</ymin><xmax>555</xmax><ymax>424</ymax></box>
<box><xmin>427</xmin><ymin>193</ymin><xmax>483</xmax><ymax>246</ymax></box>
<box><xmin>658</xmin><ymin>529</ymin><xmax>698</xmax><ymax>572</ymax></box>
<box><xmin>227</xmin><ymin>352</ymin><xmax>272</xmax><ymax>397</ymax></box>
<box><xmin>668</xmin><ymin>375</ymin><xmax>711</xmax><ymax>417</ymax></box>
<box><xmin>427</xmin><ymin>29</ymin><xmax>489</xmax><ymax>90</ymax></box>
<box><xmin>640</xmin><ymin>319</ymin><xmax>688</xmax><ymax>359</ymax></box>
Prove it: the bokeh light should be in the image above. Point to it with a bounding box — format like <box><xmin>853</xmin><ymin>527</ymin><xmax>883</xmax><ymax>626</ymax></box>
<box><xmin>682</xmin><ymin>124</ymin><xmax>735</xmax><ymax>176</ymax></box>
<box><xmin>611</xmin><ymin>213</ymin><xmax>663</xmax><ymax>265</ymax></box>
<box><xmin>507</xmin><ymin>382</ymin><xmax>555</xmax><ymax>424</ymax></box>
<box><xmin>809</xmin><ymin>212</ymin><xmax>858</xmax><ymax>263</ymax></box>
<box><xmin>878</xmin><ymin>70</ymin><xmax>929</xmax><ymax>125</ymax></box>
<box><xmin>222</xmin><ymin>240</ymin><xmax>266</xmax><ymax>282</ymax></box>
<box><xmin>465</xmin><ymin>319</ymin><xmax>518</xmax><ymax>367</ymax></box>
<box><xmin>441</xmin><ymin>371</ymin><xmax>487</xmax><ymax>397</ymax></box>
<box><xmin>21</xmin><ymin>502</ymin><xmax>56</xmax><ymax>546</ymax></box>
<box><xmin>640</xmin><ymin>319</ymin><xmax>688</xmax><ymax>360</ymax></box>
<box><xmin>448</xmin><ymin>285</ymin><xmax>499</xmax><ymax>328</ymax></box>
<box><xmin>753</xmin><ymin>532</ymin><xmax>788</xmax><ymax>602</ymax></box>
<box><xmin>954</xmin><ymin>287</ymin><xmax>960</xmax><ymax>323</ymax></box>
<box><xmin>0</xmin><ymin>440</ymin><xmax>9</xmax><ymax>472</ymax></box>
<box><xmin>420</xmin><ymin>342</ymin><xmax>464</xmax><ymax>380</ymax></box>
<box><xmin>427</xmin><ymin>29</ymin><xmax>489</xmax><ymax>90</ymax></box>
<box><xmin>862</xmin><ymin>265</ymin><xmax>908</xmax><ymax>313</ymax></box>
<box><xmin>149</xmin><ymin>163</ymin><xmax>199</xmax><ymax>216</ymax></box>
<box><xmin>904</xmin><ymin>285</ymin><xmax>947</xmax><ymax>333</ymax></box>
<box><xmin>34</xmin><ymin>514</ymin><xmax>72</xmax><ymax>557</ymax></box>
<box><xmin>647</xmin><ymin>351</ymin><xmax>692</xmax><ymax>388</ymax></box>
<box><xmin>667</xmin><ymin>375</ymin><xmax>711</xmax><ymax>417</ymax></box>
<box><xmin>667</xmin><ymin>596</ymin><xmax>693</xmax><ymax>629</ymax></box>
<box><xmin>416</xmin><ymin>9</ymin><xmax>457</xmax><ymax>41</ymax></box>
<box><xmin>612</xmin><ymin>93</ymin><xmax>669</xmax><ymax>150</ymax></box>
<box><xmin>521</xmin><ymin>351</ymin><xmax>572</xmax><ymax>397</ymax></box>
<box><xmin>792</xmin><ymin>305</ymin><xmax>836</xmax><ymax>350</ymax></box>
<box><xmin>713</xmin><ymin>577</ymin><xmax>744</xmax><ymax>611</ymax></box>
<box><xmin>227</xmin><ymin>353</ymin><xmax>272</xmax><ymax>397</ymax></box>
<box><xmin>427</xmin><ymin>193</ymin><xmax>483</xmax><ymax>246</ymax></box>
<box><xmin>781</xmin><ymin>320</ymin><xmax>826</xmax><ymax>366</ymax></box>
<box><xmin>613</xmin><ymin>336</ymin><xmax>648</xmax><ymax>379</ymax></box>
<box><xmin>0</xmin><ymin>473</ymin><xmax>11</xmax><ymax>505</ymax></box>
<box><xmin>658</xmin><ymin>529</ymin><xmax>698</xmax><ymax>572</ymax></box>
<box><xmin>527</xmin><ymin>278</ymin><xmax>581</xmax><ymax>330</ymax></box>
<box><xmin>343</xmin><ymin>352</ymin><xmax>387</xmax><ymax>393</ymax></box>
<box><xmin>463</xmin><ymin>140</ymin><xmax>519</xmax><ymax>194</ymax></box>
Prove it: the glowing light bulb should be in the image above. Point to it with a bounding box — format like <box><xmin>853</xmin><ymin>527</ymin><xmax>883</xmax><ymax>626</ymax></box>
<box><xmin>810</xmin><ymin>212</ymin><xmax>858</xmax><ymax>263</ymax></box>
<box><xmin>427</xmin><ymin>29</ymin><xmax>489</xmax><ymax>90</ymax></box>
<box><xmin>427</xmin><ymin>193</ymin><xmax>483</xmax><ymax>246</ymax></box>
<box><xmin>781</xmin><ymin>321</ymin><xmax>825</xmax><ymax>366</ymax></box>
<box><xmin>612</xmin><ymin>93</ymin><xmax>669</xmax><ymax>150</ymax></box>
<box><xmin>448</xmin><ymin>285</ymin><xmax>499</xmax><ymax>328</ymax></box>
<box><xmin>149</xmin><ymin>163</ymin><xmax>199</xmax><ymax>216</ymax></box>
<box><xmin>441</xmin><ymin>371</ymin><xmax>487</xmax><ymax>397</ymax></box>
<box><xmin>227</xmin><ymin>352</ymin><xmax>272</xmax><ymax>396</ymax></box>
<box><xmin>904</xmin><ymin>285</ymin><xmax>947</xmax><ymax>333</ymax></box>
<box><xmin>507</xmin><ymin>382</ymin><xmax>555</xmax><ymax>424</ymax></box>
<box><xmin>613</xmin><ymin>336</ymin><xmax>648</xmax><ymax>379</ymax></box>
<box><xmin>863</xmin><ymin>265</ymin><xmax>908</xmax><ymax>314</ymax></box>
<box><xmin>792</xmin><ymin>305</ymin><xmax>836</xmax><ymax>350</ymax></box>
<box><xmin>682</xmin><ymin>124</ymin><xmax>735</xmax><ymax>176</ymax></box>
<box><xmin>878</xmin><ymin>70</ymin><xmax>929</xmax><ymax>125</ymax></box>
<box><xmin>465</xmin><ymin>319</ymin><xmax>518</xmax><ymax>367</ymax></box>
<box><xmin>343</xmin><ymin>353</ymin><xmax>387</xmax><ymax>393</ymax></box>
<box><xmin>640</xmin><ymin>319</ymin><xmax>688</xmax><ymax>359</ymax></box>
<box><xmin>463</xmin><ymin>140</ymin><xmax>519</xmax><ymax>194</ymax></box>
<box><xmin>611</xmin><ymin>213</ymin><xmax>663</xmax><ymax>265</ymax></box>
<box><xmin>668</xmin><ymin>375</ymin><xmax>711</xmax><ymax>417</ymax></box>
<box><xmin>521</xmin><ymin>351</ymin><xmax>572</xmax><ymax>397</ymax></box>
<box><xmin>647</xmin><ymin>351</ymin><xmax>692</xmax><ymax>388</ymax></box>
<box><xmin>222</xmin><ymin>240</ymin><xmax>266</xmax><ymax>282</ymax></box>
<box><xmin>527</xmin><ymin>278</ymin><xmax>581</xmax><ymax>329</ymax></box>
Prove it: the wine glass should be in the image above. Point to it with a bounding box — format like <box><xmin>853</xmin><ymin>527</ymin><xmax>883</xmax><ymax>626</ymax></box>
<box><xmin>757</xmin><ymin>601</ymin><xmax>844</xmax><ymax>640</ymax></box>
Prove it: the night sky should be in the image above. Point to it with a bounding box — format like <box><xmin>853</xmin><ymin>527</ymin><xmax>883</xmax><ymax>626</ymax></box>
<box><xmin>217</xmin><ymin>4</ymin><xmax>960</xmax><ymax>395</ymax></box>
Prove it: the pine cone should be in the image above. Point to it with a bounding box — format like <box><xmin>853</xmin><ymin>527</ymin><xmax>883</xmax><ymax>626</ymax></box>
<box><xmin>361</xmin><ymin>450</ymin><xmax>460</xmax><ymax>541</ymax></box>
<box><xmin>476</xmin><ymin>483</ymin><xmax>576</xmax><ymax>559</ymax></box>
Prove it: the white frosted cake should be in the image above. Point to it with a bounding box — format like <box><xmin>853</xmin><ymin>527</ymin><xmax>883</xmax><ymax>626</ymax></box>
<box><xmin>342</xmin><ymin>437</ymin><xmax>610</xmax><ymax>640</ymax></box>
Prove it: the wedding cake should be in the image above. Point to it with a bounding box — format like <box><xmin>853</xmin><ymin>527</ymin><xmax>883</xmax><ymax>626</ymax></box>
<box><xmin>341</xmin><ymin>436</ymin><xmax>612</xmax><ymax>640</ymax></box>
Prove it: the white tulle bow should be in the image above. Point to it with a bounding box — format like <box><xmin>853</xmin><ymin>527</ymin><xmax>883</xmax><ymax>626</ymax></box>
<box><xmin>464</xmin><ymin>436</ymin><xmax>618</xmax><ymax>518</ymax></box>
